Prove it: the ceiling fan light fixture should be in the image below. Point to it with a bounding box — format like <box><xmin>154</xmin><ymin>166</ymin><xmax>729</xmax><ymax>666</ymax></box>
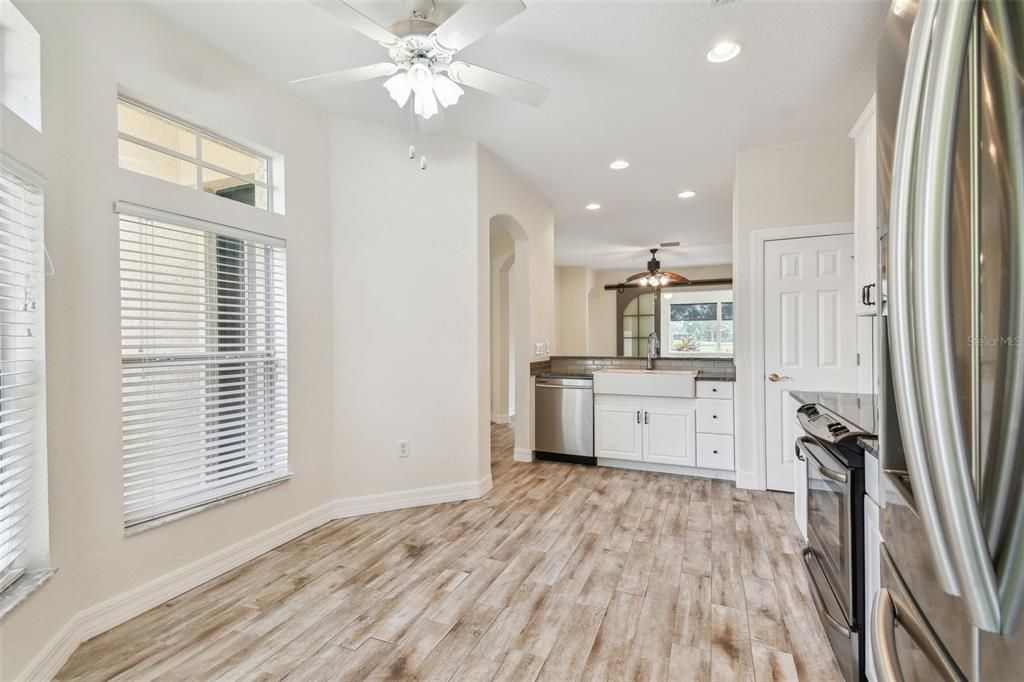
<box><xmin>433</xmin><ymin>74</ymin><xmax>464</xmax><ymax>108</ymax></box>
<box><xmin>413</xmin><ymin>88</ymin><xmax>439</xmax><ymax>119</ymax></box>
<box><xmin>639</xmin><ymin>277</ymin><xmax>649</xmax><ymax>286</ymax></box>
<box><xmin>383</xmin><ymin>72</ymin><xmax>412</xmax><ymax>107</ymax></box>
<box><xmin>659</xmin><ymin>275</ymin><xmax>669</xmax><ymax>286</ymax></box>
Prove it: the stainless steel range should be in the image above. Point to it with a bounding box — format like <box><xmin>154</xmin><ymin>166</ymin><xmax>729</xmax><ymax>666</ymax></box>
<box><xmin>797</xmin><ymin>402</ymin><xmax>874</xmax><ymax>682</ymax></box>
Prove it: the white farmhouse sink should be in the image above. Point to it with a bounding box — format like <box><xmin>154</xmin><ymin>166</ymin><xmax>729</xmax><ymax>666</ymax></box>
<box><xmin>593</xmin><ymin>369</ymin><xmax>698</xmax><ymax>398</ymax></box>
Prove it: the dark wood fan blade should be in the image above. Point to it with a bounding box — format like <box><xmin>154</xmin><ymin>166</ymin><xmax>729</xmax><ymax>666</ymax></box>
<box><xmin>661</xmin><ymin>272</ymin><xmax>690</xmax><ymax>284</ymax></box>
<box><xmin>625</xmin><ymin>272</ymin><xmax>651</xmax><ymax>282</ymax></box>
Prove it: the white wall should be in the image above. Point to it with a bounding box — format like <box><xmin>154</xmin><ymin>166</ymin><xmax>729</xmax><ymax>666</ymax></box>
<box><xmin>330</xmin><ymin>117</ymin><xmax>484</xmax><ymax>499</ymax></box>
<box><xmin>731</xmin><ymin>135</ymin><xmax>854</xmax><ymax>488</ymax></box>
<box><xmin>0</xmin><ymin>3</ymin><xmax>336</xmax><ymax>678</ymax></box>
<box><xmin>555</xmin><ymin>266</ymin><xmax>593</xmax><ymax>355</ymax></box>
<box><xmin>586</xmin><ymin>264</ymin><xmax>734</xmax><ymax>356</ymax></box>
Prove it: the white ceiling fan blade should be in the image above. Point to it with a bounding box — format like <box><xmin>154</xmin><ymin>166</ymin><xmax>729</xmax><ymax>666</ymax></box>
<box><xmin>430</xmin><ymin>1</ymin><xmax>526</xmax><ymax>53</ymax></box>
<box><xmin>447</xmin><ymin>61</ymin><xmax>549</xmax><ymax>107</ymax></box>
<box><xmin>310</xmin><ymin>0</ymin><xmax>402</xmax><ymax>47</ymax></box>
<box><xmin>290</xmin><ymin>63</ymin><xmax>398</xmax><ymax>88</ymax></box>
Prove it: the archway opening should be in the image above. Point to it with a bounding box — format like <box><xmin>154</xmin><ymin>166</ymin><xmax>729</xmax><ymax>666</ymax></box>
<box><xmin>487</xmin><ymin>214</ymin><xmax>530</xmax><ymax>468</ymax></box>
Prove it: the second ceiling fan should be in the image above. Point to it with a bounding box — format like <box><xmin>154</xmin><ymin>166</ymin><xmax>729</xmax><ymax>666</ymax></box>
<box><xmin>293</xmin><ymin>0</ymin><xmax>550</xmax><ymax>120</ymax></box>
<box><xmin>625</xmin><ymin>248</ymin><xmax>691</xmax><ymax>288</ymax></box>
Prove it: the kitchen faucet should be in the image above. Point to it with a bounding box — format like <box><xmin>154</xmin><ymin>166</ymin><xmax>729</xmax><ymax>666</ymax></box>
<box><xmin>646</xmin><ymin>332</ymin><xmax>660</xmax><ymax>370</ymax></box>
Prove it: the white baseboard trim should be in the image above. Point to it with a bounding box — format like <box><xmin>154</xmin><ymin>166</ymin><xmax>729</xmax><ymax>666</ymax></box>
<box><xmin>597</xmin><ymin>458</ymin><xmax>736</xmax><ymax>482</ymax></box>
<box><xmin>513</xmin><ymin>447</ymin><xmax>534</xmax><ymax>462</ymax></box>
<box><xmin>490</xmin><ymin>414</ymin><xmax>511</xmax><ymax>425</ymax></box>
<box><xmin>19</xmin><ymin>475</ymin><xmax>492</xmax><ymax>682</ymax></box>
<box><xmin>333</xmin><ymin>476</ymin><xmax>492</xmax><ymax>518</ymax></box>
<box><xmin>734</xmin><ymin>470</ymin><xmax>762</xmax><ymax>490</ymax></box>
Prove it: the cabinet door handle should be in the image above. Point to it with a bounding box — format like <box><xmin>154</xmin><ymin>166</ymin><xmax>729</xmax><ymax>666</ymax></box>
<box><xmin>644</xmin><ymin>411</ymin><xmax>649</xmax><ymax>425</ymax></box>
<box><xmin>712</xmin><ymin>415</ymin><xmax>718</xmax><ymax>419</ymax></box>
<box><xmin>636</xmin><ymin>410</ymin><xmax>640</xmax><ymax>424</ymax></box>
<box><xmin>713</xmin><ymin>449</ymin><xmax>719</xmax><ymax>454</ymax></box>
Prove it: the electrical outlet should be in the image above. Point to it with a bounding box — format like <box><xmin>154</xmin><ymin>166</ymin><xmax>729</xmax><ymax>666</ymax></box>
<box><xmin>535</xmin><ymin>342</ymin><xmax>544</xmax><ymax>356</ymax></box>
<box><xmin>398</xmin><ymin>440</ymin><xmax>410</xmax><ymax>458</ymax></box>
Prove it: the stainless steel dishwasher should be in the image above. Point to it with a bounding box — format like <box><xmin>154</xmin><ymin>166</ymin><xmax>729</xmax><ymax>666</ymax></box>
<box><xmin>533</xmin><ymin>375</ymin><xmax>594</xmax><ymax>464</ymax></box>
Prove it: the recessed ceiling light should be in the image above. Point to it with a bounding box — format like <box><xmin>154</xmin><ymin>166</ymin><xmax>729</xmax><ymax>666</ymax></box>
<box><xmin>609</xmin><ymin>160</ymin><xmax>630</xmax><ymax>170</ymax></box>
<box><xmin>585</xmin><ymin>202</ymin><xmax>601</xmax><ymax>210</ymax></box>
<box><xmin>677</xmin><ymin>190</ymin><xmax>697</xmax><ymax>199</ymax></box>
<box><xmin>707</xmin><ymin>41</ymin><xmax>742</xmax><ymax>63</ymax></box>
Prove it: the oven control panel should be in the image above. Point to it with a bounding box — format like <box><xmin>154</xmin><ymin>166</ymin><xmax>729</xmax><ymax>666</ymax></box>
<box><xmin>797</xmin><ymin>403</ymin><xmax>872</xmax><ymax>444</ymax></box>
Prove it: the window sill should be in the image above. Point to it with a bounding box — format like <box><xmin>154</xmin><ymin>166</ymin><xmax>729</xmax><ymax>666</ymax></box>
<box><xmin>0</xmin><ymin>568</ymin><xmax>56</xmax><ymax>621</ymax></box>
<box><xmin>124</xmin><ymin>473</ymin><xmax>292</xmax><ymax>537</ymax></box>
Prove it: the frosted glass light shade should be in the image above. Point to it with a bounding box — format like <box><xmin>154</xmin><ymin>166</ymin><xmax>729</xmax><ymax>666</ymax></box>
<box><xmin>433</xmin><ymin>75</ymin><xmax>464</xmax><ymax>108</ymax></box>
<box><xmin>383</xmin><ymin>73</ymin><xmax>412</xmax><ymax>107</ymax></box>
<box><xmin>413</xmin><ymin>90</ymin><xmax>439</xmax><ymax>119</ymax></box>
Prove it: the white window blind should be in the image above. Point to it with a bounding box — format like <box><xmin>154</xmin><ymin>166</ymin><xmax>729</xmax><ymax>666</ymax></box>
<box><xmin>0</xmin><ymin>163</ymin><xmax>44</xmax><ymax>592</ymax></box>
<box><xmin>119</xmin><ymin>209</ymin><xmax>288</xmax><ymax>528</ymax></box>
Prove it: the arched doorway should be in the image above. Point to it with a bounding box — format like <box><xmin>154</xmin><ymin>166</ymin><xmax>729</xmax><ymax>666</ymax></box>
<box><xmin>487</xmin><ymin>214</ymin><xmax>530</xmax><ymax>466</ymax></box>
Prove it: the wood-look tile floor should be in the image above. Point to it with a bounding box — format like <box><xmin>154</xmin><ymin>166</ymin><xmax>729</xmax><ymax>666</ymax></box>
<box><xmin>57</xmin><ymin>424</ymin><xmax>841</xmax><ymax>681</ymax></box>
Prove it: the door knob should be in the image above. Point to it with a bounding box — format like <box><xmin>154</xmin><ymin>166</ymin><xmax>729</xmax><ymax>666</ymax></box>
<box><xmin>768</xmin><ymin>372</ymin><xmax>791</xmax><ymax>382</ymax></box>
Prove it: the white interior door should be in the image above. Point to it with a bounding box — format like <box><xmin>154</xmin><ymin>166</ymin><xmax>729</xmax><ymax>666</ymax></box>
<box><xmin>764</xmin><ymin>234</ymin><xmax>857</xmax><ymax>491</ymax></box>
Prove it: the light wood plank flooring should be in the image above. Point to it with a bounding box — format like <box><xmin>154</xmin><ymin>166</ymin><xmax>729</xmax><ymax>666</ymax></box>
<box><xmin>57</xmin><ymin>423</ymin><xmax>841</xmax><ymax>681</ymax></box>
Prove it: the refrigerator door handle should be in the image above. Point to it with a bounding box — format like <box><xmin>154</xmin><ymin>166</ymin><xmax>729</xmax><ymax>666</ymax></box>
<box><xmin>980</xmin><ymin>0</ymin><xmax>1024</xmax><ymax>637</ymax></box>
<box><xmin>886</xmin><ymin>0</ymin><xmax>962</xmax><ymax>598</ymax></box>
<box><xmin>871</xmin><ymin>588</ymin><xmax>966</xmax><ymax>682</ymax></box>
<box><xmin>913</xmin><ymin>0</ymin><xmax>1000</xmax><ymax>633</ymax></box>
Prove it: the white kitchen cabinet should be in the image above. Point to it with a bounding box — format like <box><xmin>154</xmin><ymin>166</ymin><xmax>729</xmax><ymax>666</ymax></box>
<box><xmin>644</xmin><ymin>406</ymin><xmax>696</xmax><ymax>466</ymax></box>
<box><xmin>696</xmin><ymin>398</ymin><xmax>733</xmax><ymax>435</ymax></box>
<box><xmin>595</xmin><ymin>400</ymin><xmax>695</xmax><ymax>466</ymax></box>
<box><xmin>594</xmin><ymin>382</ymin><xmax>735</xmax><ymax>475</ymax></box>
<box><xmin>696</xmin><ymin>433</ymin><xmax>733</xmax><ymax>470</ymax></box>
<box><xmin>851</xmin><ymin>95</ymin><xmax>878</xmax><ymax>316</ymax></box>
<box><xmin>595</xmin><ymin>403</ymin><xmax>644</xmax><ymax>461</ymax></box>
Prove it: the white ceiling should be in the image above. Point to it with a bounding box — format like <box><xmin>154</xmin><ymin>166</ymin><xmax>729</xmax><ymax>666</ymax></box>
<box><xmin>144</xmin><ymin>0</ymin><xmax>887</xmax><ymax>270</ymax></box>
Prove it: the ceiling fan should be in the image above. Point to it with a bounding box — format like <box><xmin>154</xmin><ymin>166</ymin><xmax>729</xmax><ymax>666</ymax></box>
<box><xmin>292</xmin><ymin>0</ymin><xmax>550</xmax><ymax>120</ymax></box>
<box><xmin>625</xmin><ymin>248</ymin><xmax>691</xmax><ymax>288</ymax></box>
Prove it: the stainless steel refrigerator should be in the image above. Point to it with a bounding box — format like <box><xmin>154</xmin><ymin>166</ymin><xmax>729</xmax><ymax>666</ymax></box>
<box><xmin>874</xmin><ymin>0</ymin><xmax>1024</xmax><ymax>679</ymax></box>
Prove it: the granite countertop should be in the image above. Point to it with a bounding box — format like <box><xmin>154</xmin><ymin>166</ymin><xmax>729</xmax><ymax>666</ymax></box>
<box><xmin>858</xmin><ymin>436</ymin><xmax>879</xmax><ymax>457</ymax></box>
<box><xmin>696</xmin><ymin>370</ymin><xmax>736</xmax><ymax>382</ymax></box>
<box><xmin>789</xmin><ymin>390</ymin><xmax>878</xmax><ymax>438</ymax></box>
<box><xmin>537</xmin><ymin>372</ymin><xmax>594</xmax><ymax>379</ymax></box>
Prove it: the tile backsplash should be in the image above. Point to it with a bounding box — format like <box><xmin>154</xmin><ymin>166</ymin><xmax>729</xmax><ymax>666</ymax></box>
<box><xmin>548</xmin><ymin>355</ymin><xmax>735</xmax><ymax>375</ymax></box>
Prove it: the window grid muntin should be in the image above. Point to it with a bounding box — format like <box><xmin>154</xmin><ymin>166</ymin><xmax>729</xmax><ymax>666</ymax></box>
<box><xmin>116</xmin><ymin>97</ymin><xmax>272</xmax><ymax>212</ymax></box>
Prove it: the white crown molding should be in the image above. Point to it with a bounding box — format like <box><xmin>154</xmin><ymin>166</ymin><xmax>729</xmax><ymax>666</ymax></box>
<box><xmin>18</xmin><ymin>475</ymin><xmax>492</xmax><ymax>682</ymax></box>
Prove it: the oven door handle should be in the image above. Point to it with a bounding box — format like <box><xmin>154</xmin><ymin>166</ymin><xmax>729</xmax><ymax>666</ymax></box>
<box><xmin>800</xmin><ymin>545</ymin><xmax>851</xmax><ymax>639</ymax></box>
<box><xmin>797</xmin><ymin>437</ymin><xmax>848</xmax><ymax>484</ymax></box>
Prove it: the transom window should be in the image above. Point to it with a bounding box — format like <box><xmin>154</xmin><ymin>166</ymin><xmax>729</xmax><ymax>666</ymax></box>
<box><xmin>117</xmin><ymin>97</ymin><xmax>273</xmax><ymax>211</ymax></box>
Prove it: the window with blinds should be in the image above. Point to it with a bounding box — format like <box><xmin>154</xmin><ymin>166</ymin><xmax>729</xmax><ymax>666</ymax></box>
<box><xmin>0</xmin><ymin>163</ymin><xmax>44</xmax><ymax>593</ymax></box>
<box><xmin>119</xmin><ymin>209</ymin><xmax>288</xmax><ymax>528</ymax></box>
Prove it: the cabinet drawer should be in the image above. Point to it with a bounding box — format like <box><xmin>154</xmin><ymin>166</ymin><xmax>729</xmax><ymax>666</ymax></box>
<box><xmin>697</xmin><ymin>399</ymin><xmax>733</xmax><ymax>434</ymax></box>
<box><xmin>696</xmin><ymin>381</ymin><xmax>733</xmax><ymax>400</ymax></box>
<box><xmin>696</xmin><ymin>433</ymin><xmax>733</xmax><ymax>470</ymax></box>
